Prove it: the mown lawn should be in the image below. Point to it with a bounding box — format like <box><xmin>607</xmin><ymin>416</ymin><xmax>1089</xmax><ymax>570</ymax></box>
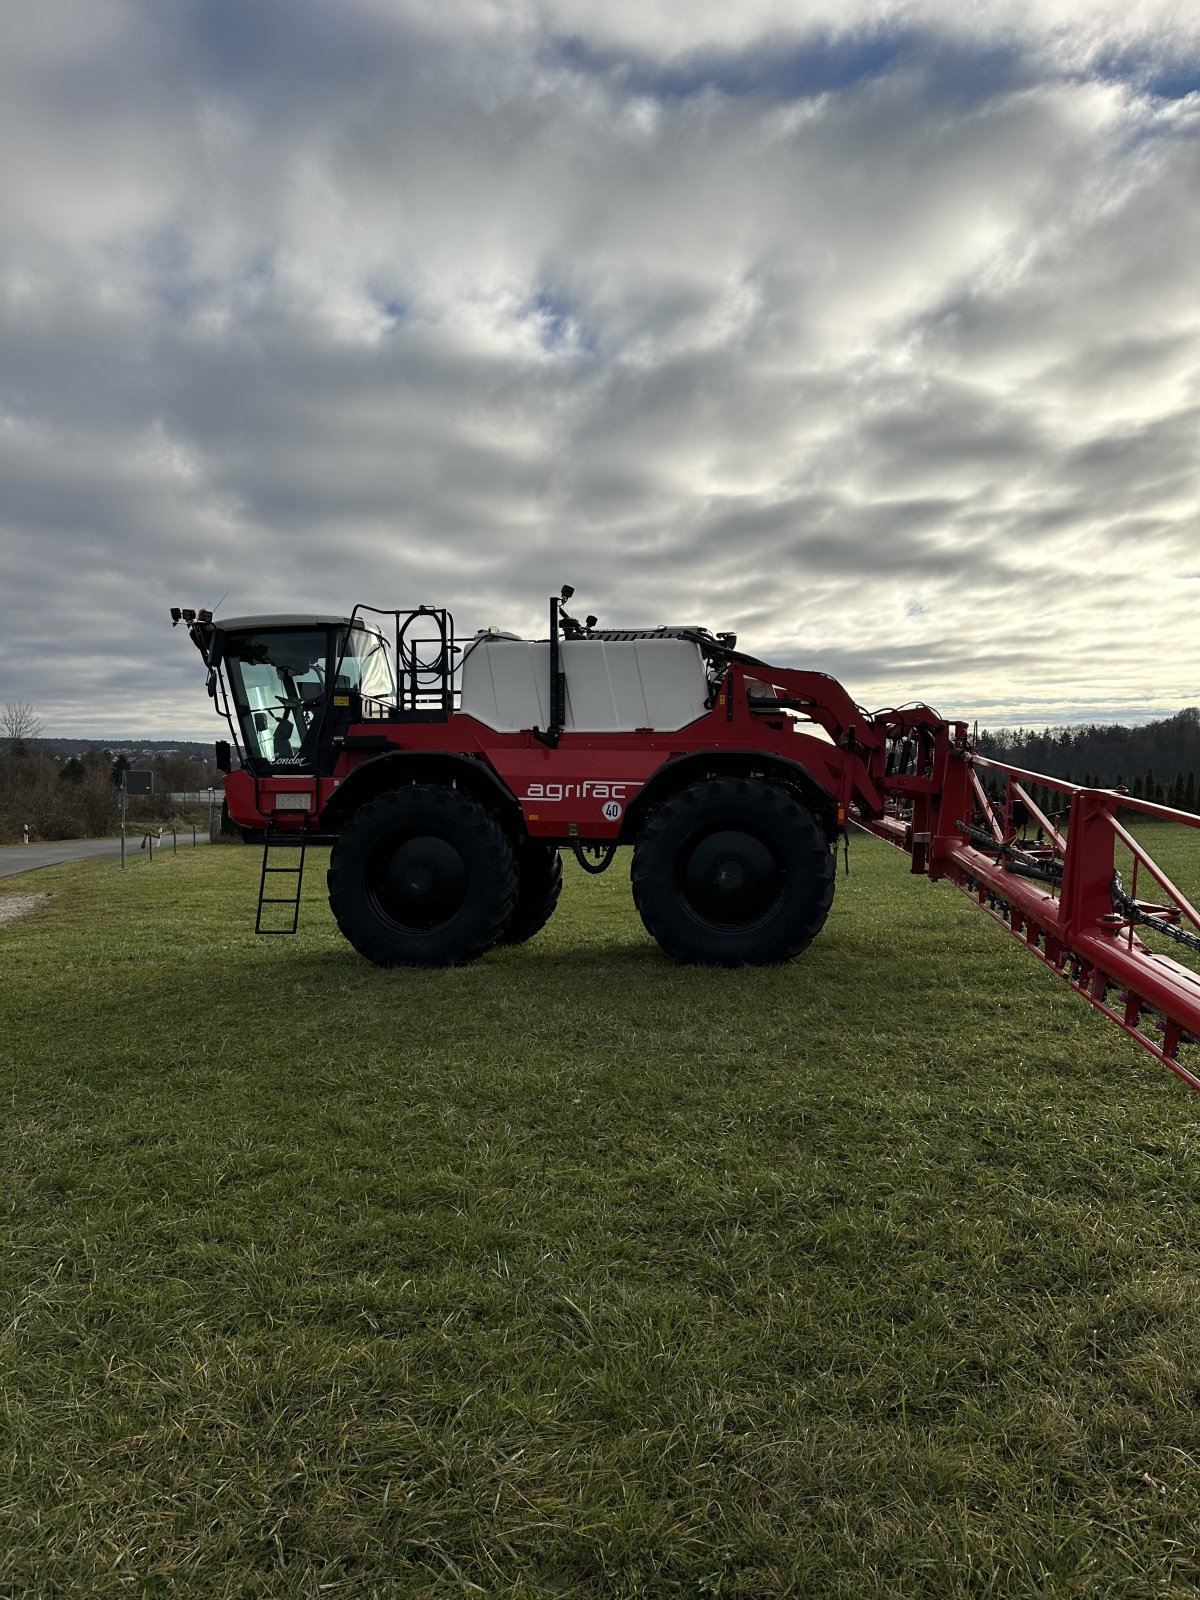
<box><xmin>4</xmin><ymin>832</ymin><xmax>1200</xmax><ymax>1599</ymax></box>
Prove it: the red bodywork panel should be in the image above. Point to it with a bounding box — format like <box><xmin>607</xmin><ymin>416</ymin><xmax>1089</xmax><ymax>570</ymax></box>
<box><xmin>225</xmin><ymin>659</ymin><xmax>891</xmax><ymax>843</ymax></box>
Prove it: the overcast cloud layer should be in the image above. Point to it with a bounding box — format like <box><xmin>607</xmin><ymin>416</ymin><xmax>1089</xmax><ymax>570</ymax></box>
<box><xmin>1</xmin><ymin>0</ymin><xmax>1197</xmax><ymax>737</ymax></box>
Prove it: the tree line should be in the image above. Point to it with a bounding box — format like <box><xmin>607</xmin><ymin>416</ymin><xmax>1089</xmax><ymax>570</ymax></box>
<box><xmin>1</xmin><ymin>703</ymin><xmax>213</xmax><ymax>843</ymax></box>
<box><xmin>976</xmin><ymin>707</ymin><xmax>1200</xmax><ymax>817</ymax></box>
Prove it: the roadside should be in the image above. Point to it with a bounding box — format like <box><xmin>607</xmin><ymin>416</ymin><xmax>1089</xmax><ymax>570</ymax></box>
<box><xmin>0</xmin><ymin>834</ymin><xmax>209</xmax><ymax>880</ymax></box>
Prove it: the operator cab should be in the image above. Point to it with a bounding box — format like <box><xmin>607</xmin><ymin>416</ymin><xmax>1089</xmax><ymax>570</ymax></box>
<box><xmin>185</xmin><ymin>613</ymin><xmax>396</xmax><ymax>775</ymax></box>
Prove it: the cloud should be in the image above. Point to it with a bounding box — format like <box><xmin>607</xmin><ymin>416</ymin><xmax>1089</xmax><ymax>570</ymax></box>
<box><xmin>0</xmin><ymin>0</ymin><xmax>1197</xmax><ymax>736</ymax></box>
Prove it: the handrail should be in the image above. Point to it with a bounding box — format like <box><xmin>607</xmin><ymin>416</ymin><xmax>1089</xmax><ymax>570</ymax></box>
<box><xmin>864</xmin><ymin>732</ymin><xmax>1200</xmax><ymax>1086</ymax></box>
<box><xmin>972</xmin><ymin>755</ymin><xmax>1200</xmax><ymax>828</ymax></box>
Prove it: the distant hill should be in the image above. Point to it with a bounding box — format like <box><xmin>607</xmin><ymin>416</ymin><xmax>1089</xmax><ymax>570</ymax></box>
<box><xmin>33</xmin><ymin>738</ymin><xmax>215</xmax><ymax>765</ymax></box>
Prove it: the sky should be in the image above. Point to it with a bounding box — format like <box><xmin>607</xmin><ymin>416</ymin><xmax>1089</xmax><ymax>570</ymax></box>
<box><xmin>1</xmin><ymin>0</ymin><xmax>1198</xmax><ymax>740</ymax></box>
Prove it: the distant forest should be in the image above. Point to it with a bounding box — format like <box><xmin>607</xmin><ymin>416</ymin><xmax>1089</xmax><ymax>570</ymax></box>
<box><xmin>976</xmin><ymin>706</ymin><xmax>1200</xmax><ymax>813</ymax></box>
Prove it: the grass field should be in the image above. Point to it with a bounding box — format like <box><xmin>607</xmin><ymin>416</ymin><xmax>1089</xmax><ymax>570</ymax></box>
<box><xmin>4</xmin><ymin>833</ymin><xmax>1200</xmax><ymax>1598</ymax></box>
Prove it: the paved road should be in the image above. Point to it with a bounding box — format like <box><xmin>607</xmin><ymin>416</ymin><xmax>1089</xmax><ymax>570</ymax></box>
<box><xmin>0</xmin><ymin>834</ymin><xmax>208</xmax><ymax>879</ymax></box>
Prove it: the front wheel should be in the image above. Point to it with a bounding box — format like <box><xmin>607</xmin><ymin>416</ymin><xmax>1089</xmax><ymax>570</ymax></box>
<box><xmin>631</xmin><ymin>777</ymin><xmax>835</xmax><ymax>965</ymax></box>
<box><xmin>328</xmin><ymin>786</ymin><xmax>516</xmax><ymax>967</ymax></box>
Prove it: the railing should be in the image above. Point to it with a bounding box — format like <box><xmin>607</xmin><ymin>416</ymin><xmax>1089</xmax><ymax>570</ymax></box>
<box><xmin>865</xmin><ymin>752</ymin><xmax>1200</xmax><ymax>1087</ymax></box>
<box><xmin>342</xmin><ymin>605</ymin><xmax>457</xmax><ymax>720</ymax></box>
<box><xmin>125</xmin><ymin>822</ymin><xmax>209</xmax><ymax>864</ymax></box>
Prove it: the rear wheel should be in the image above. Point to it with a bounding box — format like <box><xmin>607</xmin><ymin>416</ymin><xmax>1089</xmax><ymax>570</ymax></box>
<box><xmin>499</xmin><ymin>840</ymin><xmax>563</xmax><ymax>946</ymax></box>
<box><xmin>631</xmin><ymin>776</ymin><xmax>835</xmax><ymax>965</ymax></box>
<box><xmin>328</xmin><ymin>786</ymin><xmax>516</xmax><ymax>967</ymax></box>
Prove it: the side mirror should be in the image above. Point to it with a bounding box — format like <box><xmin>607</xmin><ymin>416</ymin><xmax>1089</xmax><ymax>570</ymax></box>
<box><xmin>215</xmin><ymin>740</ymin><xmax>231</xmax><ymax>774</ymax></box>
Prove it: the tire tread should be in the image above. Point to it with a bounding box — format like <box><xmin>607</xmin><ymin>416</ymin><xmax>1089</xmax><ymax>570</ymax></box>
<box><xmin>631</xmin><ymin>776</ymin><xmax>834</xmax><ymax>965</ymax></box>
<box><xmin>327</xmin><ymin>785</ymin><xmax>516</xmax><ymax>967</ymax></box>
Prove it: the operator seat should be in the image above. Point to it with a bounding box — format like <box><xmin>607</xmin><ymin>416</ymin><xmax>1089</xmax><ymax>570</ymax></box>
<box><xmin>273</xmin><ymin>715</ymin><xmax>295</xmax><ymax>760</ymax></box>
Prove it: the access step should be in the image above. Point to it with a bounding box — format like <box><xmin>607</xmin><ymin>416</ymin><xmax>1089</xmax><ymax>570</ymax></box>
<box><xmin>255</xmin><ymin>835</ymin><xmax>307</xmax><ymax>935</ymax></box>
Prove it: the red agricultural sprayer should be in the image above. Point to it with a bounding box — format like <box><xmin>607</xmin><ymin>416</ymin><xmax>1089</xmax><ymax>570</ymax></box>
<box><xmin>173</xmin><ymin>586</ymin><xmax>1200</xmax><ymax>1088</ymax></box>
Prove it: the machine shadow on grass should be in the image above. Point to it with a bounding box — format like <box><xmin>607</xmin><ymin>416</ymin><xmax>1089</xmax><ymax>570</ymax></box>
<box><xmin>260</xmin><ymin>933</ymin><xmax>846</xmax><ymax>995</ymax></box>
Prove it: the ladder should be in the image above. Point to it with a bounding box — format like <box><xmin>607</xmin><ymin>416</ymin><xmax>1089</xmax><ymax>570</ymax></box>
<box><xmin>255</xmin><ymin>834</ymin><xmax>307</xmax><ymax>935</ymax></box>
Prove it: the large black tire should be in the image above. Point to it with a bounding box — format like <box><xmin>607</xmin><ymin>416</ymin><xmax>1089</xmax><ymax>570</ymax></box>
<box><xmin>630</xmin><ymin>777</ymin><xmax>835</xmax><ymax>966</ymax></box>
<box><xmin>499</xmin><ymin>840</ymin><xmax>563</xmax><ymax>946</ymax></box>
<box><xmin>327</xmin><ymin>786</ymin><xmax>516</xmax><ymax>967</ymax></box>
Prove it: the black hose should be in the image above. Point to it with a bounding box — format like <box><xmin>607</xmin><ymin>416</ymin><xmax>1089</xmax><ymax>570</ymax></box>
<box><xmin>571</xmin><ymin>841</ymin><xmax>618</xmax><ymax>875</ymax></box>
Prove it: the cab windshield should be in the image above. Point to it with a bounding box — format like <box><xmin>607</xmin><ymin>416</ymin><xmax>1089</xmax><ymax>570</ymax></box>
<box><xmin>222</xmin><ymin>623</ymin><xmax>398</xmax><ymax>767</ymax></box>
<box><xmin>223</xmin><ymin>629</ymin><xmax>331</xmax><ymax>767</ymax></box>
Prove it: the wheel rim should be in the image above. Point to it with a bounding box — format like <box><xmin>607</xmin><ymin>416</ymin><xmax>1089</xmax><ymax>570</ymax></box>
<box><xmin>678</xmin><ymin>827</ymin><xmax>785</xmax><ymax>928</ymax></box>
<box><xmin>368</xmin><ymin>833</ymin><xmax>468</xmax><ymax>932</ymax></box>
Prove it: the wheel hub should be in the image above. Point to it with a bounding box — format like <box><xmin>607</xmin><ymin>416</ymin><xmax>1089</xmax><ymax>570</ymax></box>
<box><xmin>681</xmin><ymin>829</ymin><xmax>783</xmax><ymax>927</ymax></box>
<box><xmin>714</xmin><ymin>859</ymin><xmax>747</xmax><ymax>892</ymax></box>
<box><xmin>372</xmin><ymin>834</ymin><xmax>468</xmax><ymax>931</ymax></box>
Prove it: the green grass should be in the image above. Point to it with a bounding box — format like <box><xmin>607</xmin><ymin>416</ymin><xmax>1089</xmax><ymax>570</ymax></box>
<box><xmin>4</xmin><ymin>834</ymin><xmax>1200</xmax><ymax>1598</ymax></box>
